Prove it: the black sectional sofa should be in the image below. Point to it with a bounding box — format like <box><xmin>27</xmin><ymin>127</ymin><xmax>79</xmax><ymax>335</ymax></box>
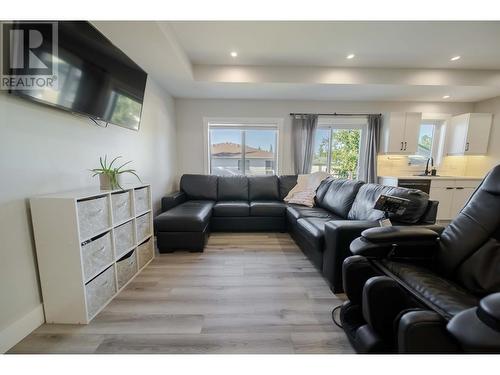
<box><xmin>154</xmin><ymin>174</ymin><xmax>438</xmax><ymax>292</ymax></box>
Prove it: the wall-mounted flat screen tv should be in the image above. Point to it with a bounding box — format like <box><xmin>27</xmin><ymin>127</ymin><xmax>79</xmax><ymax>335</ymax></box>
<box><xmin>6</xmin><ymin>21</ymin><xmax>147</xmax><ymax>131</ymax></box>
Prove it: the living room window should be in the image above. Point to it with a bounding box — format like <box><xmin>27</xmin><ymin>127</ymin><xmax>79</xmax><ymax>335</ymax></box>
<box><xmin>208</xmin><ymin>124</ymin><xmax>278</xmax><ymax>176</ymax></box>
<box><xmin>312</xmin><ymin>117</ymin><xmax>367</xmax><ymax>179</ymax></box>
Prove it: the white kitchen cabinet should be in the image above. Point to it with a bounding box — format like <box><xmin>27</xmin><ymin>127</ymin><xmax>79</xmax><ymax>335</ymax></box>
<box><xmin>446</xmin><ymin>113</ymin><xmax>492</xmax><ymax>155</ymax></box>
<box><xmin>449</xmin><ymin>187</ymin><xmax>476</xmax><ymax>219</ymax></box>
<box><xmin>403</xmin><ymin>112</ymin><xmax>421</xmax><ymax>154</ymax></box>
<box><xmin>429</xmin><ymin>186</ymin><xmax>454</xmax><ymax>221</ymax></box>
<box><xmin>382</xmin><ymin>112</ymin><xmax>406</xmax><ymax>153</ymax></box>
<box><xmin>429</xmin><ymin>179</ymin><xmax>480</xmax><ymax>220</ymax></box>
<box><xmin>380</xmin><ymin>112</ymin><xmax>422</xmax><ymax>154</ymax></box>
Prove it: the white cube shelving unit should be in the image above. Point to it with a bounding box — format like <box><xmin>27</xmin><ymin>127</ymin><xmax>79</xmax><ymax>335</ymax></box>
<box><xmin>30</xmin><ymin>184</ymin><xmax>155</xmax><ymax>324</ymax></box>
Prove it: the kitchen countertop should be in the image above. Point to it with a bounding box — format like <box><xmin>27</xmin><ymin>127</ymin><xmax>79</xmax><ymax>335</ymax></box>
<box><xmin>378</xmin><ymin>175</ymin><xmax>483</xmax><ymax>180</ymax></box>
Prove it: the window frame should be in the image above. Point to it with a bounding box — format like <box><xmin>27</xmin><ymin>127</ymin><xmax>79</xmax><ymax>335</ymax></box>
<box><xmin>203</xmin><ymin>117</ymin><xmax>283</xmax><ymax>176</ymax></box>
<box><xmin>409</xmin><ymin>118</ymin><xmax>446</xmax><ymax>167</ymax></box>
<box><xmin>313</xmin><ymin>116</ymin><xmax>368</xmax><ymax>178</ymax></box>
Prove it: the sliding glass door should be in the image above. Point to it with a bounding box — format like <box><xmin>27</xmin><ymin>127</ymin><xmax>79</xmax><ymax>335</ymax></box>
<box><xmin>312</xmin><ymin>119</ymin><xmax>366</xmax><ymax>179</ymax></box>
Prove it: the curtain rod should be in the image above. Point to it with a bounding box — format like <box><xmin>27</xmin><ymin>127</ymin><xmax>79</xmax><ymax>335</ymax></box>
<box><xmin>289</xmin><ymin>112</ymin><xmax>381</xmax><ymax>117</ymax></box>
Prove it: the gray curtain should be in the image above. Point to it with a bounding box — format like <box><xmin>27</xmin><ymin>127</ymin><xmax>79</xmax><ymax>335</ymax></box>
<box><xmin>292</xmin><ymin>114</ymin><xmax>319</xmax><ymax>174</ymax></box>
<box><xmin>359</xmin><ymin>114</ymin><xmax>381</xmax><ymax>183</ymax></box>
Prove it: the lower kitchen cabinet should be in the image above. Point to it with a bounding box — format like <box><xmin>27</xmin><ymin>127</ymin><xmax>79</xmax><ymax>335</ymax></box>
<box><xmin>429</xmin><ymin>179</ymin><xmax>480</xmax><ymax>220</ymax></box>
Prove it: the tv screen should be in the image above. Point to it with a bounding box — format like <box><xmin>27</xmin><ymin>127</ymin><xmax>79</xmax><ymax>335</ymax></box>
<box><xmin>7</xmin><ymin>21</ymin><xmax>147</xmax><ymax>131</ymax></box>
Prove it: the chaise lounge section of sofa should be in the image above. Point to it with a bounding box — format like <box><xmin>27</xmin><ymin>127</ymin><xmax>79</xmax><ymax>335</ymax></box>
<box><xmin>154</xmin><ymin>174</ymin><xmax>438</xmax><ymax>293</ymax></box>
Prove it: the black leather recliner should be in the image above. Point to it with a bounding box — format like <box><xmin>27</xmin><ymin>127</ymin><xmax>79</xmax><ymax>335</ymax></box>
<box><xmin>339</xmin><ymin>165</ymin><xmax>500</xmax><ymax>353</ymax></box>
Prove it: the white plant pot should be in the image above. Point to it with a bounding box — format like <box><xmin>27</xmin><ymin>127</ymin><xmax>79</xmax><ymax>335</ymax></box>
<box><xmin>99</xmin><ymin>174</ymin><xmax>124</xmax><ymax>190</ymax></box>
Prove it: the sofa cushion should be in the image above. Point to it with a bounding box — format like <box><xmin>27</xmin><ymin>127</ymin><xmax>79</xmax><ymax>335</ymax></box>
<box><xmin>296</xmin><ymin>217</ymin><xmax>331</xmax><ymax>253</ymax></box>
<box><xmin>278</xmin><ymin>175</ymin><xmax>298</xmax><ymax>200</ymax></box>
<box><xmin>248</xmin><ymin>176</ymin><xmax>280</xmax><ymax>200</ymax></box>
<box><xmin>154</xmin><ymin>200</ymin><xmax>214</xmax><ymax>232</ymax></box>
<box><xmin>314</xmin><ymin>177</ymin><xmax>334</xmax><ymax>204</ymax></box>
<box><xmin>386</xmin><ymin>186</ymin><xmax>430</xmax><ymax>224</ymax></box>
<box><xmin>348</xmin><ymin>184</ymin><xmax>390</xmax><ymax>221</ymax></box>
<box><xmin>347</xmin><ymin>184</ymin><xmax>429</xmax><ymax>224</ymax></box>
<box><xmin>180</xmin><ymin>175</ymin><xmax>218</xmax><ymax>201</ymax></box>
<box><xmin>286</xmin><ymin>204</ymin><xmax>339</xmax><ymax>222</ymax></box>
<box><xmin>250</xmin><ymin>201</ymin><xmax>286</xmax><ymax>217</ymax></box>
<box><xmin>380</xmin><ymin>260</ymin><xmax>478</xmax><ymax>319</ymax></box>
<box><xmin>213</xmin><ymin>201</ymin><xmax>250</xmax><ymax>217</ymax></box>
<box><xmin>217</xmin><ymin>176</ymin><xmax>249</xmax><ymax>201</ymax></box>
<box><xmin>318</xmin><ymin>179</ymin><xmax>364</xmax><ymax>218</ymax></box>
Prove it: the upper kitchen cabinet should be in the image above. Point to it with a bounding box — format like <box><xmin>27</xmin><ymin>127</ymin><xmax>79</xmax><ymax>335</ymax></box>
<box><xmin>380</xmin><ymin>112</ymin><xmax>422</xmax><ymax>154</ymax></box>
<box><xmin>446</xmin><ymin>113</ymin><xmax>492</xmax><ymax>155</ymax></box>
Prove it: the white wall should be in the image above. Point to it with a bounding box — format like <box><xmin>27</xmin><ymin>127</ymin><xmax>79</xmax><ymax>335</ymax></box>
<box><xmin>471</xmin><ymin>96</ymin><xmax>500</xmax><ymax>175</ymax></box>
<box><xmin>0</xmin><ymin>78</ymin><xmax>177</xmax><ymax>351</ymax></box>
<box><xmin>175</xmin><ymin>98</ymin><xmax>474</xmax><ymax>175</ymax></box>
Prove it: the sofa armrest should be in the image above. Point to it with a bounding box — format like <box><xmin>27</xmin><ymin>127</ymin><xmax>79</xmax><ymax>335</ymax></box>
<box><xmin>447</xmin><ymin>293</ymin><xmax>500</xmax><ymax>353</ymax></box>
<box><xmin>362</xmin><ymin>226</ymin><xmax>441</xmax><ymax>243</ymax></box>
<box><xmin>161</xmin><ymin>191</ymin><xmax>186</xmax><ymax>212</ymax></box>
<box><xmin>418</xmin><ymin>200</ymin><xmax>439</xmax><ymax>225</ymax></box>
<box><xmin>323</xmin><ymin>220</ymin><xmax>380</xmax><ymax>292</ymax></box>
<box><xmin>416</xmin><ymin>224</ymin><xmax>446</xmax><ymax>235</ymax></box>
<box><xmin>350</xmin><ymin>226</ymin><xmax>440</xmax><ymax>259</ymax></box>
<box><xmin>397</xmin><ymin>310</ymin><xmax>461</xmax><ymax>353</ymax></box>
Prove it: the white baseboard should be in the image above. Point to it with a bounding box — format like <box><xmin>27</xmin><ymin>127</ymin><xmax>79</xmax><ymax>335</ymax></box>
<box><xmin>0</xmin><ymin>304</ymin><xmax>45</xmax><ymax>353</ymax></box>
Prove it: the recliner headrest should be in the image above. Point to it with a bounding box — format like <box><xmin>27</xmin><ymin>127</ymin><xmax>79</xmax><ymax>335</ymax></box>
<box><xmin>481</xmin><ymin>165</ymin><xmax>500</xmax><ymax>195</ymax></box>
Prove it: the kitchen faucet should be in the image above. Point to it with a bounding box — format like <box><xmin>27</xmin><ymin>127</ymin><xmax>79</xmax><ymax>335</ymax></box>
<box><xmin>424</xmin><ymin>157</ymin><xmax>434</xmax><ymax>176</ymax></box>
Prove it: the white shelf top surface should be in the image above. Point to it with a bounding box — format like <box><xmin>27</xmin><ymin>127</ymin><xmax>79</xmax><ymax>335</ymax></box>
<box><xmin>32</xmin><ymin>183</ymin><xmax>150</xmax><ymax>200</ymax></box>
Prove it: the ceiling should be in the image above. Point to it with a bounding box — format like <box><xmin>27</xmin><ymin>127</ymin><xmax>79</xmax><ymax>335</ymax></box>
<box><xmin>169</xmin><ymin>21</ymin><xmax>500</xmax><ymax>69</ymax></box>
<box><xmin>93</xmin><ymin>21</ymin><xmax>500</xmax><ymax>102</ymax></box>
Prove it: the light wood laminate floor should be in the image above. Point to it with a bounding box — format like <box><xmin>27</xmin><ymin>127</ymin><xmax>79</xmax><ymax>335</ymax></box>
<box><xmin>9</xmin><ymin>233</ymin><xmax>353</xmax><ymax>354</ymax></box>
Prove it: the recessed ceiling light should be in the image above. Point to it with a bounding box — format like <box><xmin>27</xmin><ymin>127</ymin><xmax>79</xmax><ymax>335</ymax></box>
<box><xmin>346</xmin><ymin>54</ymin><xmax>355</xmax><ymax>59</ymax></box>
<box><xmin>230</xmin><ymin>51</ymin><xmax>238</xmax><ymax>58</ymax></box>
<box><xmin>443</xmin><ymin>95</ymin><xmax>451</xmax><ymax>99</ymax></box>
<box><xmin>450</xmin><ymin>56</ymin><xmax>461</xmax><ymax>61</ymax></box>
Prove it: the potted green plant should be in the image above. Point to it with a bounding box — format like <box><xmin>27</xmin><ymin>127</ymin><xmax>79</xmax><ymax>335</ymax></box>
<box><xmin>91</xmin><ymin>156</ymin><xmax>142</xmax><ymax>190</ymax></box>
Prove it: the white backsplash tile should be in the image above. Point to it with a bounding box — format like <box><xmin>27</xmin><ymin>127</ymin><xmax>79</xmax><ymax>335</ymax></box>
<box><xmin>377</xmin><ymin>155</ymin><xmax>487</xmax><ymax>178</ymax></box>
<box><xmin>378</xmin><ymin>155</ymin><xmax>423</xmax><ymax>176</ymax></box>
